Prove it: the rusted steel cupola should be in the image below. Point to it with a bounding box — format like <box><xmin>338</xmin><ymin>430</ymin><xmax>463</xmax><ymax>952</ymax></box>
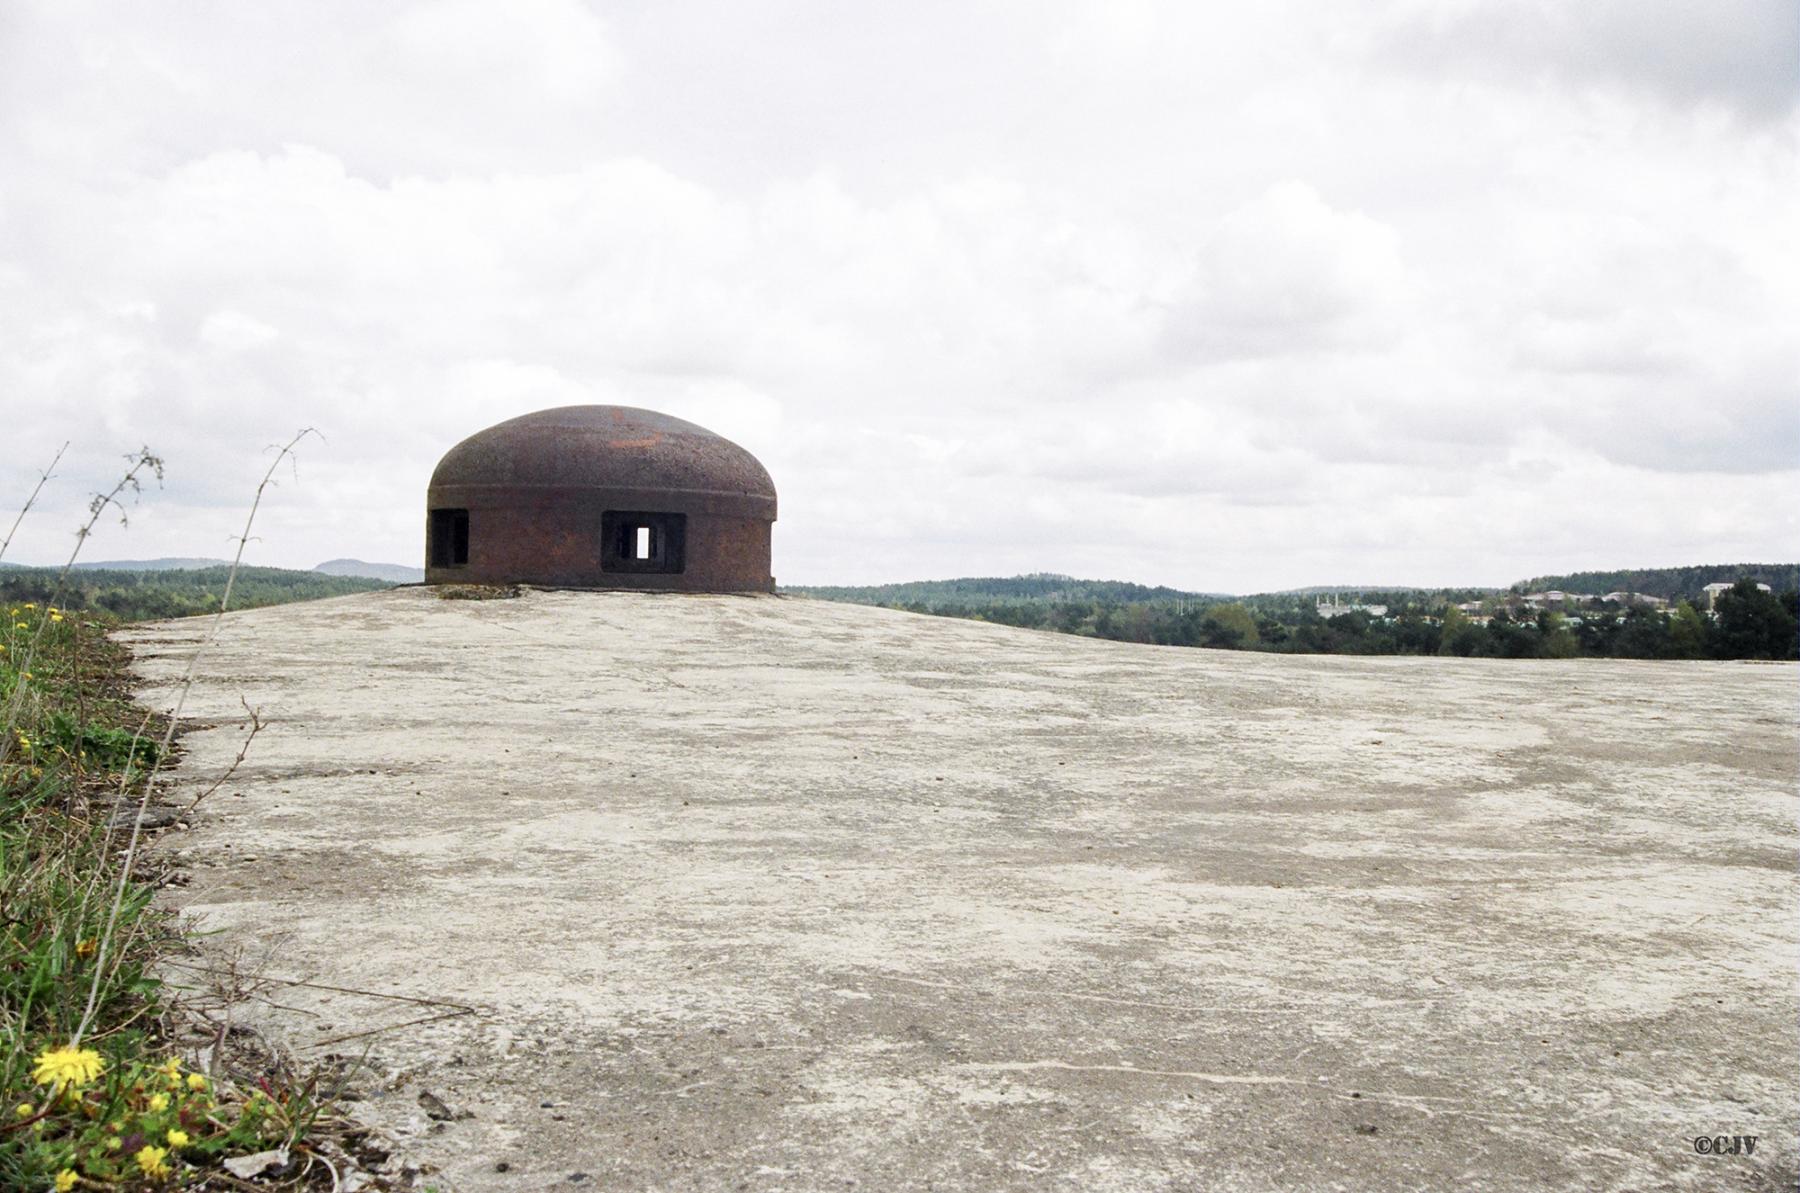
<box><xmin>425</xmin><ymin>405</ymin><xmax>776</xmax><ymax>592</ymax></box>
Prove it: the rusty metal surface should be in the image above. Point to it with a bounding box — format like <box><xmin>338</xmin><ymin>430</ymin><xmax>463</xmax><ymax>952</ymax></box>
<box><xmin>430</xmin><ymin>406</ymin><xmax>775</xmax><ymax>518</ymax></box>
<box><xmin>425</xmin><ymin>405</ymin><xmax>776</xmax><ymax>592</ymax></box>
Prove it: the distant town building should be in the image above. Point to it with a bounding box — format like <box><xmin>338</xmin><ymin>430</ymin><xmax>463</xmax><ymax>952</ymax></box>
<box><xmin>1702</xmin><ymin>581</ymin><xmax>1771</xmax><ymax>610</ymax></box>
<box><xmin>1602</xmin><ymin>591</ymin><xmax>1669</xmax><ymax>609</ymax></box>
<box><xmin>1316</xmin><ymin>595</ymin><xmax>1387</xmax><ymax>619</ymax></box>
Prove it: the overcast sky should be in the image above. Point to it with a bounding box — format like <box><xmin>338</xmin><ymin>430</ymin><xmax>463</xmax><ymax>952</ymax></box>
<box><xmin>2</xmin><ymin>1</ymin><xmax>1795</xmax><ymax>591</ymax></box>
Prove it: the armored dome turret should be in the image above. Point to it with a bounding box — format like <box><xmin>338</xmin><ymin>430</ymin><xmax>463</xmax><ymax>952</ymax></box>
<box><xmin>425</xmin><ymin>405</ymin><xmax>776</xmax><ymax>592</ymax></box>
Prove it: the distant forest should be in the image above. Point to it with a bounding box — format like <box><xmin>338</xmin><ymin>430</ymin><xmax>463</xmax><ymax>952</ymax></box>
<box><xmin>1510</xmin><ymin>563</ymin><xmax>1800</xmax><ymax>601</ymax></box>
<box><xmin>0</xmin><ymin>566</ymin><xmax>392</xmax><ymax>621</ymax></box>
<box><xmin>3</xmin><ymin>561</ymin><xmax>1791</xmax><ymax>657</ymax></box>
<box><xmin>792</xmin><ymin>574</ymin><xmax>1230</xmax><ymax>607</ymax></box>
<box><xmin>786</xmin><ymin>567</ymin><xmax>1799</xmax><ymax>661</ymax></box>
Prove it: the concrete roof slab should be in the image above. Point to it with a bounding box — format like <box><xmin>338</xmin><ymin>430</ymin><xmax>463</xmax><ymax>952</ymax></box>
<box><xmin>121</xmin><ymin>590</ymin><xmax>1798</xmax><ymax>1191</ymax></box>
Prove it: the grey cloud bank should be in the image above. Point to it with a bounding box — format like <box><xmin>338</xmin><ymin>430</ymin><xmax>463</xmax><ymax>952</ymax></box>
<box><xmin>1</xmin><ymin>1</ymin><xmax>1795</xmax><ymax>592</ymax></box>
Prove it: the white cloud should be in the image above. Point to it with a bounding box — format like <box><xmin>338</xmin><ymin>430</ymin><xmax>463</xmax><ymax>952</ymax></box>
<box><xmin>1164</xmin><ymin>182</ymin><xmax>1412</xmax><ymax>360</ymax></box>
<box><xmin>197</xmin><ymin>309</ymin><xmax>279</xmax><ymax>353</ymax></box>
<box><xmin>1382</xmin><ymin>0</ymin><xmax>1800</xmax><ymax>118</ymax></box>
<box><xmin>0</xmin><ymin>0</ymin><xmax>1794</xmax><ymax>591</ymax></box>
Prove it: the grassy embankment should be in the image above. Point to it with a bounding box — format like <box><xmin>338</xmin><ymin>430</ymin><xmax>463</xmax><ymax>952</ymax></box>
<box><xmin>2</xmin><ymin>437</ymin><xmax>373</xmax><ymax>1188</ymax></box>
<box><xmin>0</xmin><ymin>602</ymin><xmax>340</xmax><ymax>1188</ymax></box>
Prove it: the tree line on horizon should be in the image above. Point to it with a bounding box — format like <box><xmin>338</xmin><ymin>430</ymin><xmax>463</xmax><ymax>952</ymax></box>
<box><xmin>3</xmin><ymin>560</ymin><xmax>1792</xmax><ymax>659</ymax></box>
<box><xmin>789</xmin><ymin>571</ymin><xmax>1799</xmax><ymax>661</ymax></box>
<box><xmin>0</xmin><ymin>565</ymin><xmax>390</xmax><ymax>621</ymax></box>
<box><xmin>1508</xmin><ymin>563</ymin><xmax>1799</xmax><ymax>601</ymax></box>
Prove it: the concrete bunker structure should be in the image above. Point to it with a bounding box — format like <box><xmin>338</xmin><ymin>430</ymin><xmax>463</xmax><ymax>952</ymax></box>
<box><xmin>425</xmin><ymin>405</ymin><xmax>776</xmax><ymax>591</ymax></box>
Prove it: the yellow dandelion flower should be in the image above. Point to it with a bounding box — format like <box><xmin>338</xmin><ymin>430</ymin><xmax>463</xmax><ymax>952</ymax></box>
<box><xmin>14</xmin><ymin>1102</ymin><xmax>32</xmax><ymax>1118</ymax></box>
<box><xmin>146</xmin><ymin>1091</ymin><xmax>169</xmax><ymax>1112</ymax></box>
<box><xmin>14</xmin><ymin>623</ymin><xmax>27</xmax><ymax>630</ymax></box>
<box><xmin>75</xmin><ymin>938</ymin><xmax>97</xmax><ymax>959</ymax></box>
<box><xmin>185</xmin><ymin>1072</ymin><xmax>207</xmax><ymax>1092</ymax></box>
<box><xmin>166</xmin><ymin>1127</ymin><xmax>190</xmax><ymax>1147</ymax></box>
<box><xmin>31</xmin><ymin>1046</ymin><xmax>105</xmax><ymax>1089</ymax></box>
<box><xmin>55</xmin><ymin>1170</ymin><xmax>78</xmax><ymax>1192</ymax></box>
<box><xmin>50</xmin><ymin>613</ymin><xmax>64</xmax><ymax>623</ymax></box>
<box><xmin>156</xmin><ymin>1057</ymin><xmax>180</xmax><ymax>1078</ymax></box>
<box><xmin>135</xmin><ymin>1144</ymin><xmax>170</xmax><ymax>1177</ymax></box>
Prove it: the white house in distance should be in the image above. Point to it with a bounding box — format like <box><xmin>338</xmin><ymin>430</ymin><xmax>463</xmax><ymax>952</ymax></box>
<box><xmin>1316</xmin><ymin>594</ymin><xmax>1388</xmax><ymax>618</ymax></box>
<box><xmin>1512</xmin><ymin>591</ymin><xmax>1671</xmax><ymax>612</ymax></box>
<box><xmin>1703</xmin><ymin>581</ymin><xmax>1772</xmax><ymax>610</ymax></box>
<box><xmin>1602</xmin><ymin>591</ymin><xmax>1670</xmax><ymax>609</ymax></box>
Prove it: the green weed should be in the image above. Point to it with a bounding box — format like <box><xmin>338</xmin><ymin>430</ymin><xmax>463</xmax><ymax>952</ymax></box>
<box><xmin>0</xmin><ymin>602</ymin><xmax>341</xmax><ymax>1189</ymax></box>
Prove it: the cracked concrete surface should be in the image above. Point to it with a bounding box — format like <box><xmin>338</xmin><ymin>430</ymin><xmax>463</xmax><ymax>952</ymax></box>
<box><xmin>120</xmin><ymin>588</ymin><xmax>1797</xmax><ymax>1191</ymax></box>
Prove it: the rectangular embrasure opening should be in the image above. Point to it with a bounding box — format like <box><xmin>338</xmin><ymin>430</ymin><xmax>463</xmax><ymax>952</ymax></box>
<box><xmin>429</xmin><ymin>508</ymin><xmax>469</xmax><ymax>568</ymax></box>
<box><xmin>602</xmin><ymin>510</ymin><xmax>685</xmax><ymax>574</ymax></box>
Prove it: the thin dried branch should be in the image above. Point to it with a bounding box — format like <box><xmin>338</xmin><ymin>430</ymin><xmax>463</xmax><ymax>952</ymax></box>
<box><xmin>158</xmin><ymin>962</ymin><xmax>481</xmax><ymax>1014</ymax></box>
<box><xmin>0</xmin><ymin>439</ymin><xmax>67</xmax><ymax>565</ymax></box>
<box><xmin>75</xmin><ymin>429</ymin><xmax>316</xmax><ymax>1046</ymax></box>
<box><xmin>0</xmin><ymin>445</ymin><xmax>164</xmax><ymax>759</ymax></box>
<box><xmin>182</xmin><ymin>698</ymin><xmax>267</xmax><ymax>814</ymax></box>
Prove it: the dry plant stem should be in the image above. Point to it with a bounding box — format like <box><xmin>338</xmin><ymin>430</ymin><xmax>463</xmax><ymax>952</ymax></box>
<box><xmin>314</xmin><ymin>1147</ymin><xmax>340</xmax><ymax>1193</ymax></box>
<box><xmin>68</xmin><ymin>704</ymin><xmax>159</xmax><ymax>934</ymax></box>
<box><xmin>159</xmin><ymin>962</ymin><xmax>479</xmax><ymax>1015</ymax></box>
<box><xmin>95</xmin><ymin>708</ymin><xmax>158</xmax><ymax>855</ymax></box>
<box><xmin>62</xmin><ymin>696</ymin><xmax>260</xmax><ymax>978</ymax></box>
<box><xmin>0</xmin><ymin>439</ymin><xmax>67</xmax><ymax>564</ymax></box>
<box><xmin>183</xmin><ymin>698</ymin><xmax>266</xmax><ymax>813</ymax></box>
<box><xmin>313</xmin><ymin>1010</ymin><xmax>474</xmax><ymax>1049</ymax></box>
<box><xmin>74</xmin><ymin>429</ymin><xmax>316</xmax><ymax>1046</ymax></box>
<box><xmin>71</xmin><ymin>609</ymin><xmax>89</xmax><ymax>728</ymax></box>
<box><xmin>0</xmin><ymin>446</ymin><xmax>163</xmax><ymax>761</ymax></box>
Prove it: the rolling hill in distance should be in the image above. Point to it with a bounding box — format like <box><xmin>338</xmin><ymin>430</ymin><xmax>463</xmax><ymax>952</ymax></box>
<box><xmin>313</xmin><ymin>558</ymin><xmax>426</xmax><ymax>583</ymax></box>
<box><xmin>0</xmin><ymin>565</ymin><xmax>393</xmax><ymax>620</ymax></box>
<box><xmin>2</xmin><ymin>558</ymin><xmax>1791</xmax><ymax>656</ymax></box>
<box><xmin>782</xmin><ymin>565</ymin><xmax>1797</xmax><ymax>662</ymax></box>
<box><xmin>1508</xmin><ymin>564</ymin><xmax>1799</xmax><ymax>602</ymax></box>
<box><xmin>1</xmin><ymin>557</ymin><xmax>424</xmax><ymax>582</ymax></box>
<box><xmin>784</xmin><ymin>564</ymin><xmax>1798</xmax><ymax>606</ymax></box>
<box><xmin>786</xmin><ymin>573</ymin><xmax>1230</xmax><ymax>607</ymax></box>
<box><xmin>76</xmin><ymin>557</ymin><xmax>231</xmax><ymax>571</ymax></box>
<box><xmin>5</xmin><ymin>559</ymin><xmax>1791</xmax><ymax>605</ymax></box>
